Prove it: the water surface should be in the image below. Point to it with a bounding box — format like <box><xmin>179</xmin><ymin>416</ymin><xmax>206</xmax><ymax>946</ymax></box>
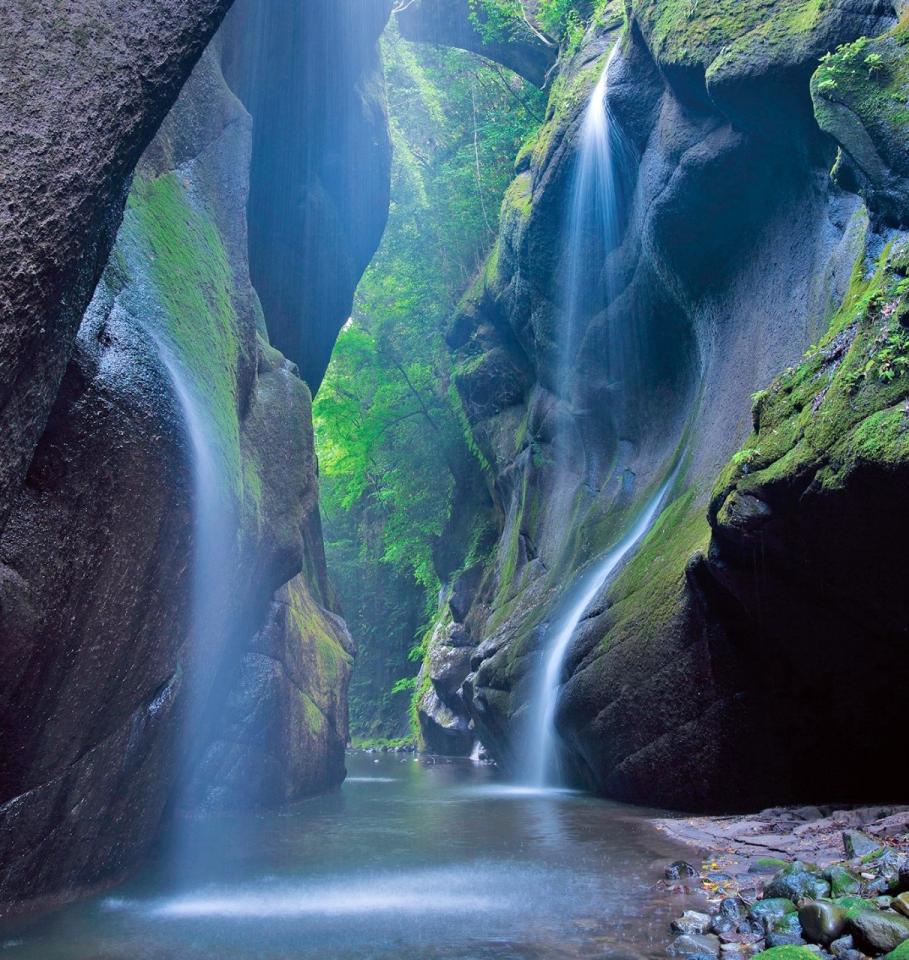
<box><xmin>0</xmin><ymin>754</ymin><xmax>699</xmax><ymax>959</ymax></box>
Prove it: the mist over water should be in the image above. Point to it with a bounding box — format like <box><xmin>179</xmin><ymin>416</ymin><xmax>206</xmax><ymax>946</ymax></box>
<box><xmin>0</xmin><ymin>754</ymin><xmax>699</xmax><ymax>960</ymax></box>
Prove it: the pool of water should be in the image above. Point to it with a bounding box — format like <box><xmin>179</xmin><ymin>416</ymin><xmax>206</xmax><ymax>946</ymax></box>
<box><xmin>0</xmin><ymin>754</ymin><xmax>700</xmax><ymax>959</ymax></box>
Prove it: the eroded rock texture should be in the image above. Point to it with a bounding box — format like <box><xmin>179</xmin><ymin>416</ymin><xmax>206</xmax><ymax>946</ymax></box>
<box><xmin>412</xmin><ymin>0</ymin><xmax>909</xmax><ymax>809</ymax></box>
<box><xmin>0</xmin><ymin>1</ymin><xmax>390</xmax><ymax>911</ymax></box>
<box><xmin>397</xmin><ymin>0</ymin><xmax>557</xmax><ymax>87</ymax></box>
<box><xmin>0</xmin><ymin>0</ymin><xmax>233</xmax><ymax>538</ymax></box>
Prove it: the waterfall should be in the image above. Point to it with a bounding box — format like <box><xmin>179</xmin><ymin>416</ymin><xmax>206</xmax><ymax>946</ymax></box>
<box><xmin>525</xmin><ymin>477</ymin><xmax>675</xmax><ymax>787</ymax></box>
<box><xmin>556</xmin><ymin>46</ymin><xmax>623</xmax><ymax>408</ymax></box>
<box><xmin>152</xmin><ymin>336</ymin><xmax>236</xmax><ymax>834</ymax></box>
<box><xmin>525</xmin><ymin>47</ymin><xmax>674</xmax><ymax>786</ymax></box>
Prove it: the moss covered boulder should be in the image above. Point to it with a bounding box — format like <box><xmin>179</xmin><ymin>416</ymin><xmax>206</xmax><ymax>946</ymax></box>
<box><xmin>813</xmin><ymin>16</ymin><xmax>909</xmax><ymax>225</ymax></box>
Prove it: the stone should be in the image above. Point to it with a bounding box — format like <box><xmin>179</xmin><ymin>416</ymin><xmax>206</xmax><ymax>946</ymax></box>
<box><xmin>668</xmin><ymin>934</ymin><xmax>722</xmax><ymax>960</ymax></box>
<box><xmin>766</xmin><ymin>864</ymin><xmax>832</xmax><ymax>903</ymax></box>
<box><xmin>829</xmin><ymin>935</ymin><xmax>864</xmax><ymax>960</ymax></box>
<box><xmin>844</xmin><ymin>832</ymin><xmax>884</xmax><ymax>860</ymax></box>
<box><xmin>849</xmin><ymin>909</ymin><xmax>909</xmax><ymax>954</ymax></box>
<box><xmin>827</xmin><ymin>866</ymin><xmax>862</xmax><ymax>898</ymax></box>
<box><xmin>674</xmin><ymin>913</ymin><xmax>716</xmax><ymax>936</ymax></box>
<box><xmin>799</xmin><ymin>903</ymin><xmax>848</xmax><ymax>946</ymax></box>
<box><xmin>767</xmin><ymin>935</ymin><xmax>808</xmax><ymax>949</ymax></box>
<box><xmin>667</xmin><ymin>861</ymin><xmax>700</xmax><ymax>881</ymax></box>
<box><xmin>751</xmin><ymin>901</ymin><xmax>801</xmax><ymax>923</ymax></box>
<box><xmin>892</xmin><ymin>894</ymin><xmax>909</xmax><ymax>919</ymax></box>
<box><xmin>721</xmin><ymin>899</ymin><xmax>750</xmax><ymax>921</ymax></box>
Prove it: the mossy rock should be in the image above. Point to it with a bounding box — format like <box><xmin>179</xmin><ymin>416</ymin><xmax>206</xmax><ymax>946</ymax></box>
<box><xmin>812</xmin><ymin>19</ymin><xmax>909</xmax><ymax>226</ymax></box>
<box><xmin>884</xmin><ymin>940</ymin><xmax>909</xmax><ymax>960</ymax></box>
<box><xmin>765</xmin><ymin>862</ymin><xmax>832</xmax><ymax>902</ymax></box>
<box><xmin>753</xmin><ymin>945</ymin><xmax>820</xmax><ymax>960</ymax></box>
<box><xmin>826</xmin><ymin>864</ymin><xmax>862</xmax><ymax>897</ymax></box>
<box><xmin>751</xmin><ymin>899</ymin><xmax>800</xmax><ymax>921</ymax></box>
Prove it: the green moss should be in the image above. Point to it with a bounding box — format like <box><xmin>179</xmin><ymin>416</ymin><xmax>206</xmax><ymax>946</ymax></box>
<box><xmin>813</xmin><ymin>20</ymin><xmax>909</xmax><ymax>141</ymax></box>
<box><xmin>287</xmin><ymin>581</ymin><xmax>352</xmax><ymax>698</ymax></box>
<box><xmin>884</xmin><ymin>939</ymin><xmax>909</xmax><ymax>960</ymax></box>
<box><xmin>714</xmin><ymin>236</ymin><xmax>909</xmax><ymax>517</ymax></box>
<box><xmin>124</xmin><ymin>172</ymin><xmax>243</xmax><ymax>491</ymax></box>
<box><xmin>629</xmin><ymin>0</ymin><xmax>830</xmax><ymax>73</ymax></box>
<box><xmin>753</xmin><ymin>947</ymin><xmax>820</xmax><ymax>960</ymax></box>
<box><xmin>303</xmin><ymin>694</ymin><xmax>326</xmax><ymax>735</ymax></box>
<box><xmin>502</xmin><ymin>171</ymin><xmax>534</xmax><ymax>222</ymax></box>
<box><xmin>600</xmin><ymin>489</ymin><xmax>711</xmax><ymax>648</ymax></box>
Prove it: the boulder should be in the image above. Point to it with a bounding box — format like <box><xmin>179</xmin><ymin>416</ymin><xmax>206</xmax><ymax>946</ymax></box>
<box><xmin>674</xmin><ymin>913</ymin><xmax>717</xmax><ymax>936</ymax></box>
<box><xmin>844</xmin><ymin>832</ymin><xmax>885</xmax><ymax>860</ymax></box>
<box><xmin>766</xmin><ymin>864</ymin><xmax>832</xmax><ymax>903</ymax></box>
<box><xmin>849</xmin><ymin>910</ymin><xmax>909</xmax><ymax>954</ymax></box>
<box><xmin>799</xmin><ymin>903</ymin><xmax>849</xmax><ymax>946</ymax></box>
<box><xmin>668</xmin><ymin>934</ymin><xmax>722</xmax><ymax>960</ymax></box>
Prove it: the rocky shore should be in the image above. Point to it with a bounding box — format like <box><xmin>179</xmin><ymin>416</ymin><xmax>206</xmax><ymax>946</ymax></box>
<box><xmin>657</xmin><ymin>807</ymin><xmax>909</xmax><ymax>960</ymax></box>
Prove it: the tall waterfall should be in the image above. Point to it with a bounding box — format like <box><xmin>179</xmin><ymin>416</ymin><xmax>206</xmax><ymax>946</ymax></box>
<box><xmin>153</xmin><ymin>337</ymin><xmax>235</xmax><ymax>842</ymax></box>
<box><xmin>525</xmin><ymin>47</ymin><xmax>673</xmax><ymax>786</ymax></box>
<box><xmin>556</xmin><ymin>47</ymin><xmax>622</xmax><ymax>406</ymax></box>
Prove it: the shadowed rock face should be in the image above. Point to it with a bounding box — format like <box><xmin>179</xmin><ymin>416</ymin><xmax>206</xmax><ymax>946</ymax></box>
<box><xmin>414</xmin><ymin>0</ymin><xmax>907</xmax><ymax>808</ymax></box>
<box><xmin>221</xmin><ymin>0</ymin><xmax>393</xmax><ymax>392</ymax></box>
<box><xmin>0</xmin><ymin>1</ymin><xmax>391</xmax><ymax>911</ymax></box>
<box><xmin>0</xmin><ymin>0</ymin><xmax>234</xmax><ymax>540</ymax></box>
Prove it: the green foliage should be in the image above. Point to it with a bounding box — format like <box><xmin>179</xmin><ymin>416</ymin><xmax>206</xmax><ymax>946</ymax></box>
<box><xmin>315</xmin><ymin>26</ymin><xmax>542</xmax><ymax>738</ymax></box>
<box><xmin>468</xmin><ymin>0</ymin><xmax>616</xmax><ymax>51</ymax></box>
<box><xmin>812</xmin><ymin>19</ymin><xmax>909</xmax><ymax>136</ymax></box>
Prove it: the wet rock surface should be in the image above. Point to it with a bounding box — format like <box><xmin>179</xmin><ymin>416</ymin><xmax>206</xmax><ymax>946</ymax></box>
<box><xmin>662</xmin><ymin>806</ymin><xmax>909</xmax><ymax>960</ymax></box>
<box><xmin>0</xmin><ymin>0</ymin><xmax>392</xmax><ymax>912</ymax></box>
<box><xmin>0</xmin><ymin>0</ymin><xmax>232</xmax><ymax>538</ymax></box>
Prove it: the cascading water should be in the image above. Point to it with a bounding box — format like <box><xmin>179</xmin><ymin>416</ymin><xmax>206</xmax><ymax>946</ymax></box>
<box><xmin>526</xmin><ymin>478</ymin><xmax>675</xmax><ymax>787</ymax></box>
<box><xmin>151</xmin><ymin>335</ymin><xmax>236</xmax><ymax>861</ymax></box>
<box><xmin>525</xmin><ymin>48</ymin><xmax>674</xmax><ymax>786</ymax></box>
<box><xmin>555</xmin><ymin>46</ymin><xmax>623</xmax><ymax>408</ymax></box>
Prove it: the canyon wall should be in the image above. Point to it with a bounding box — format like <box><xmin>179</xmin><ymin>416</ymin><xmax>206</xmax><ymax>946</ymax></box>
<box><xmin>412</xmin><ymin>0</ymin><xmax>909</xmax><ymax>809</ymax></box>
<box><xmin>0</xmin><ymin>0</ymin><xmax>390</xmax><ymax>911</ymax></box>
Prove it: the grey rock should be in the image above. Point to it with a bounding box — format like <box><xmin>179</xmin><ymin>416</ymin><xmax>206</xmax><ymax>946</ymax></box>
<box><xmin>667</xmin><ymin>861</ymin><xmax>700</xmax><ymax>881</ymax></box>
<box><xmin>667</xmin><ymin>934</ymin><xmax>722</xmax><ymax>960</ymax></box>
<box><xmin>844</xmin><ymin>832</ymin><xmax>884</xmax><ymax>860</ymax></box>
<box><xmin>766</xmin><ymin>863</ymin><xmax>832</xmax><ymax>902</ymax></box>
<box><xmin>673</xmin><ymin>912</ymin><xmax>716</xmax><ymax>936</ymax></box>
<box><xmin>849</xmin><ymin>909</ymin><xmax>909</xmax><ymax>954</ymax></box>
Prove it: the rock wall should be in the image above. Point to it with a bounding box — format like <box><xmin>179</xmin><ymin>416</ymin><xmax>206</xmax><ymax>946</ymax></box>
<box><xmin>413</xmin><ymin>0</ymin><xmax>909</xmax><ymax>809</ymax></box>
<box><xmin>0</xmin><ymin>2</ymin><xmax>389</xmax><ymax>912</ymax></box>
<box><xmin>0</xmin><ymin>0</ymin><xmax>233</xmax><ymax>539</ymax></box>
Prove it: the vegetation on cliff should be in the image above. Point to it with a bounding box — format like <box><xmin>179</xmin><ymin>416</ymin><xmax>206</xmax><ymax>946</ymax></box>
<box><xmin>314</xmin><ymin>25</ymin><xmax>543</xmax><ymax>741</ymax></box>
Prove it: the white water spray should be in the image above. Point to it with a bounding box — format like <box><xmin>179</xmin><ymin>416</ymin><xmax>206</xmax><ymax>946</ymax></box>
<box><xmin>526</xmin><ymin>48</ymin><xmax>675</xmax><ymax>786</ymax></box>
<box><xmin>526</xmin><ymin>477</ymin><xmax>675</xmax><ymax>787</ymax></box>
<box><xmin>152</xmin><ymin>337</ymin><xmax>235</xmax><ymax>823</ymax></box>
<box><xmin>556</xmin><ymin>47</ymin><xmax>623</xmax><ymax>405</ymax></box>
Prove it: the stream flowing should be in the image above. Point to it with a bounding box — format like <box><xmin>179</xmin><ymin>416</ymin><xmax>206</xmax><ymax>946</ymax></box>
<box><xmin>0</xmin><ymin>753</ymin><xmax>700</xmax><ymax>960</ymax></box>
<box><xmin>525</xmin><ymin>476</ymin><xmax>676</xmax><ymax>787</ymax></box>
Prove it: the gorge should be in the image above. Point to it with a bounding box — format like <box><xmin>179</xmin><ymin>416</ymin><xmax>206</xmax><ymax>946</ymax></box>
<box><xmin>1</xmin><ymin>0</ymin><xmax>908</xmax><ymax>957</ymax></box>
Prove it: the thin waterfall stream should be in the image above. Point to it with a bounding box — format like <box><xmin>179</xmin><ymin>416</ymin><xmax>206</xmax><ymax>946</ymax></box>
<box><xmin>151</xmin><ymin>333</ymin><xmax>236</xmax><ymax>858</ymax></box>
<box><xmin>525</xmin><ymin>49</ymin><xmax>675</xmax><ymax>786</ymax></box>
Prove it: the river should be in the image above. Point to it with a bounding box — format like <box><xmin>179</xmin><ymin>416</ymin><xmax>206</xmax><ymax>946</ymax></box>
<box><xmin>0</xmin><ymin>753</ymin><xmax>701</xmax><ymax>959</ymax></box>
